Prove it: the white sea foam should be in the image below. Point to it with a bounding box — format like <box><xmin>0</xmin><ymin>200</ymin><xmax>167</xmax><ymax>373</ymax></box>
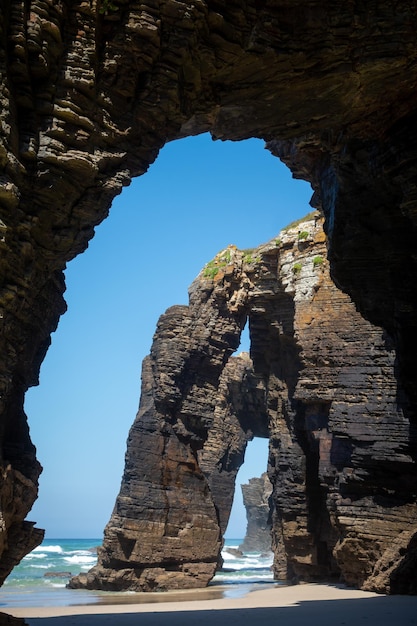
<box><xmin>222</xmin><ymin>553</ymin><xmax>273</xmax><ymax>570</ymax></box>
<box><xmin>32</xmin><ymin>545</ymin><xmax>63</xmax><ymax>554</ymax></box>
<box><xmin>217</xmin><ymin>545</ymin><xmax>274</xmax><ymax>585</ymax></box>
<box><xmin>63</xmin><ymin>555</ymin><xmax>97</xmax><ymax>565</ymax></box>
<box><xmin>25</xmin><ymin>553</ymin><xmax>48</xmax><ymax>560</ymax></box>
<box><xmin>215</xmin><ymin>570</ymin><xmax>274</xmax><ymax>583</ymax></box>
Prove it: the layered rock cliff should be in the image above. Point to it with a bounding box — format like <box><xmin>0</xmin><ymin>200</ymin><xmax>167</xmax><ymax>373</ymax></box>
<box><xmin>239</xmin><ymin>473</ymin><xmax>272</xmax><ymax>554</ymax></box>
<box><xmin>70</xmin><ymin>213</ymin><xmax>415</xmax><ymax>593</ymax></box>
<box><xmin>1</xmin><ymin>0</ymin><xmax>417</xmax><ymax>590</ymax></box>
<box><xmin>69</xmin><ymin>266</ymin><xmax>268</xmax><ymax>590</ymax></box>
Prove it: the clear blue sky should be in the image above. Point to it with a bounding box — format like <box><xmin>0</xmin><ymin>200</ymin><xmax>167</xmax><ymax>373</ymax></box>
<box><xmin>25</xmin><ymin>133</ymin><xmax>312</xmax><ymax>540</ymax></box>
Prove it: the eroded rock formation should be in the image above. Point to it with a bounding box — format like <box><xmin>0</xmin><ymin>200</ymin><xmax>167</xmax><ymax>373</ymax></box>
<box><xmin>1</xmin><ymin>0</ymin><xmax>417</xmax><ymax>591</ymax></box>
<box><xmin>69</xmin><ymin>268</ymin><xmax>268</xmax><ymax>590</ymax></box>
<box><xmin>69</xmin><ymin>213</ymin><xmax>415</xmax><ymax>593</ymax></box>
<box><xmin>239</xmin><ymin>473</ymin><xmax>272</xmax><ymax>554</ymax></box>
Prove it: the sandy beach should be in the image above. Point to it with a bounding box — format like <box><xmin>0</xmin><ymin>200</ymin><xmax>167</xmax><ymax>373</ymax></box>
<box><xmin>4</xmin><ymin>583</ymin><xmax>417</xmax><ymax>626</ymax></box>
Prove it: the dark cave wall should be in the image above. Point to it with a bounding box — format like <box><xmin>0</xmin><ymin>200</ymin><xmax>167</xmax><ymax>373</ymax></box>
<box><xmin>269</xmin><ymin>128</ymin><xmax>417</xmax><ymax>410</ymax></box>
<box><xmin>0</xmin><ymin>0</ymin><xmax>417</xmax><ymax>588</ymax></box>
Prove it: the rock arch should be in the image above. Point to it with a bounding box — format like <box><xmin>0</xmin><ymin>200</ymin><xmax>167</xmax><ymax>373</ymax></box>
<box><xmin>68</xmin><ymin>214</ymin><xmax>414</xmax><ymax>593</ymax></box>
<box><xmin>1</xmin><ymin>1</ymin><xmax>417</xmax><ymax>590</ymax></box>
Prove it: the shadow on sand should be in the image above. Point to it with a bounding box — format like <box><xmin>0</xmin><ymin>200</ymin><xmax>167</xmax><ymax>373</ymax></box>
<box><xmin>14</xmin><ymin>594</ymin><xmax>417</xmax><ymax>626</ymax></box>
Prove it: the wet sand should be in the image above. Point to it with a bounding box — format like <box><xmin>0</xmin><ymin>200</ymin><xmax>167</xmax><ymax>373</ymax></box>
<box><xmin>5</xmin><ymin>583</ymin><xmax>417</xmax><ymax>625</ymax></box>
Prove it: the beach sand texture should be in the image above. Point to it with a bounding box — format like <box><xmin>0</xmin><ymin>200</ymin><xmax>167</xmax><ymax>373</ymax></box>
<box><xmin>5</xmin><ymin>584</ymin><xmax>417</xmax><ymax>626</ymax></box>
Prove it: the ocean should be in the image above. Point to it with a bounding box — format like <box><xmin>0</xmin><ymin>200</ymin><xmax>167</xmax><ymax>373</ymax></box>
<box><xmin>0</xmin><ymin>538</ymin><xmax>276</xmax><ymax>609</ymax></box>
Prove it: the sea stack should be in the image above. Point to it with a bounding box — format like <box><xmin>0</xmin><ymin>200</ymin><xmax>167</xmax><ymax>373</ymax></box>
<box><xmin>239</xmin><ymin>474</ymin><xmax>272</xmax><ymax>554</ymax></box>
<box><xmin>70</xmin><ymin>213</ymin><xmax>415</xmax><ymax>594</ymax></box>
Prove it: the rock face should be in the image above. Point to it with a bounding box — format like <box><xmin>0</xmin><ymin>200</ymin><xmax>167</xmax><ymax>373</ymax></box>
<box><xmin>69</xmin><ymin>270</ymin><xmax>268</xmax><ymax>590</ymax></box>
<box><xmin>1</xmin><ymin>0</ymin><xmax>417</xmax><ymax>590</ymax></box>
<box><xmin>70</xmin><ymin>213</ymin><xmax>415</xmax><ymax>593</ymax></box>
<box><xmin>239</xmin><ymin>473</ymin><xmax>272</xmax><ymax>554</ymax></box>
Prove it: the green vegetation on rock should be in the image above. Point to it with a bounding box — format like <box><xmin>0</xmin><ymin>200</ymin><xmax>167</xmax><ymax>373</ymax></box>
<box><xmin>202</xmin><ymin>247</ymin><xmax>234</xmax><ymax>279</ymax></box>
<box><xmin>203</xmin><ymin>262</ymin><xmax>220</xmax><ymax>279</ymax></box>
<box><xmin>242</xmin><ymin>249</ymin><xmax>261</xmax><ymax>264</ymax></box>
<box><xmin>313</xmin><ymin>255</ymin><xmax>324</xmax><ymax>267</ymax></box>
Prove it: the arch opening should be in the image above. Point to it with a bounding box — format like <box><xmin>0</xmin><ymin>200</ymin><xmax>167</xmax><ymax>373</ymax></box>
<box><xmin>225</xmin><ymin>437</ymin><xmax>271</xmax><ymax>543</ymax></box>
<box><xmin>24</xmin><ymin>133</ymin><xmax>312</xmax><ymax>540</ymax></box>
<box><xmin>214</xmin><ymin>437</ymin><xmax>273</xmax><ymax>587</ymax></box>
<box><xmin>5</xmin><ymin>127</ymin><xmax>413</xmax><ymax>596</ymax></box>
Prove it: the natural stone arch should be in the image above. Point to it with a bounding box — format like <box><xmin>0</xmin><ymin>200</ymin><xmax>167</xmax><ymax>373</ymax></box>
<box><xmin>1</xmin><ymin>0</ymin><xmax>417</xmax><ymax>588</ymax></box>
<box><xmin>68</xmin><ymin>215</ymin><xmax>413</xmax><ymax>593</ymax></box>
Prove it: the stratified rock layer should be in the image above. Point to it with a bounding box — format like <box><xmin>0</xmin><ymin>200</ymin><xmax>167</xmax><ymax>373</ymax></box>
<box><xmin>239</xmin><ymin>473</ymin><xmax>272</xmax><ymax>554</ymax></box>
<box><xmin>71</xmin><ymin>214</ymin><xmax>415</xmax><ymax>593</ymax></box>
<box><xmin>70</xmin><ymin>268</ymin><xmax>268</xmax><ymax>590</ymax></box>
<box><xmin>1</xmin><ymin>0</ymin><xmax>417</xmax><ymax>589</ymax></box>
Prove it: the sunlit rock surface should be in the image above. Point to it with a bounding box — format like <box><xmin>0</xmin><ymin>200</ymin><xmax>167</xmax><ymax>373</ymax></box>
<box><xmin>70</xmin><ymin>214</ymin><xmax>415</xmax><ymax>593</ymax></box>
<box><xmin>239</xmin><ymin>473</ymin><xmax>272</xmax><ymax>554</ymax></box>
<box><xmin>1</xmin><ymin>0</ymin><xmax>417</xmax><ymax>590</ymax></box>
